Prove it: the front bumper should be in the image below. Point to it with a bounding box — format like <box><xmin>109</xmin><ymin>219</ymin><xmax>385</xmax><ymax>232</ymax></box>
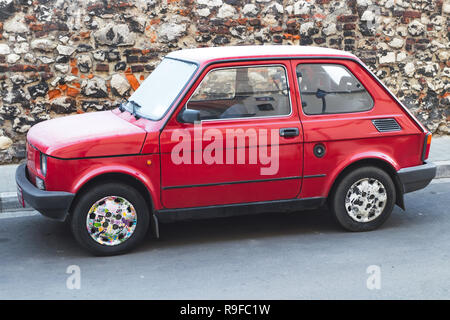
<box><xmin>15</xmin><ymin>163</ymin><xmax>75</xmax><ymax>221</ymax></box>
<box><xmin>397</xmin><ymin>161</ymin><xmax>437</xmax><ymax>194</ymax></box>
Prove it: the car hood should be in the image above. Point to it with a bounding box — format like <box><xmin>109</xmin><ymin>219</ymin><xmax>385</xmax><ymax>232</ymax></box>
<box><xmin>27</xmin><ymin>111</ymin><xmax>146</xmax><ymax>159</ymax></box>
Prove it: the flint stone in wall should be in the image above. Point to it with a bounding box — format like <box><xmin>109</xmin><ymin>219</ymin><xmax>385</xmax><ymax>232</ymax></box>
<box><xmin>0</xmin><ymin>0</ymin><xmax>15</xmax><ymax>21</ymax></box>
<box><xmin>24</xmin><ymin>53</ymin><xmax>35</xmax><ymax>63</ymax></box>
<box><xmin>379</xmin><ymin>52</ymin><xmax>396</xmax><ymax>64</ymax></box>
<box><xmin>408</xmin><ymin>20</ymin><xmax>425</xmax><ymax>36</ymax></box>
<box><xmin>0</xmin><ymin>135</ymin><xmax>13</xmax><ymax>150</ymax></box>
<box><xmin>106</xmin><ymin>50</ymin><xmax>120</xmax><ymax>62</ymax></box>
<box><xmin>217</xmin><ymin>4</ymin><xmax>237</xmax><ymax>19</ymax></box>
<box><xmin>388</xmin><ymin>38</ymin><xmax>404</xmax><ymax>49</ymax></box>
<box><xmin>196</xmin><ymin>8</ymin><xmax>211</xmax><ymax>17</ymax></box>
<box><xmin>94</xmin><ymin>24</ymin><xmax>135</xmax><ymax>46</ymax></box>
<box><xmin>114</xmin><ymin>61</ymin><xmax>126</xmax><ymax>71</ymax></box>
<box><xmin>77</xmin><ymin>44</ymin><xmax>94</xmax><ymax>53</ymax></box>
<box><xmin>81</xmin><ymin>100</ymin><xmax>108</xmax><ymax>111</ymax></box>
<box><xmin>77</xmin><ymin>54</ymin><xmax>92</xmax><ymax>73</ymax></box>
<box><xmin>110</xmin><ymin>74</ymin><xmax>130</xmax><ymax>97</ymax></box>
<box><xmin>242</xmin><ymin>4</ymin><xmax>258</xmax><ymax>17</ymax></box>
<box><xmin>4</xmin><ymin>13</ymin><xmax>28</xmax><ymax>33</ymax></box>
<box><xmin>55</xmin><ymin>64</ymin><xmax>69</xmax><ymax>73</ymax></box>
<box><xmin>81</xmin><ymin>77</ymin><xmax>108</xmax><ymax>98</ymax></box>
<box><xmin>31</xmin><ymin>39</ymin><xmax>57</xmax><ymax>52</ymax></box>
<box><xmin>6</xmin><ymin>53</ymin><xmax>20</xmax><ymax>63</ymax></box>
<box><xmin>127</xmin><ymin>16</ymin><xmax>147</xmax><ymax>33</ymax></box>
<box><xmin>0</xmin><ymin>104</ymin><xmax>20</xmax><ymax>119</ymax></box>
<box><xmin>56</xmin><ymin>45</ymin><xmax>76</xmax><ymax>56</ymax></box>
<box><xmin>38</xmin><ymin>56</ymin><xmax>54</xmax><ymax>64</ymax></box>
<box><xmin>10</xmin><ymin>74</ymin><xmax>25</xmax><ymax>85</ymax></box>
<box><xmin>197</xmin><ymin>0</ymin><xmax>223</xmax><ymax>7</ymax></box>
<box><xmin>158</xmin><ymin>22</ymin><xmax>187</xmax><ymax>42</ymax></box>
<box><xmin>0</xmin><ymin>43</ymin><xmax>10</xmax><ymax>55</ymax></box>
<box><xmin>293</xmin><ymin>1</ymin><xmax>312</xmax><ymax>15</ymax></box>
<box><xmin>28</xmin><ymin>82</ymin><xmax>49</xmax><ymax>99</ymax></box>
<box><xmin>51</xmin><ymin>97</ymin><xmax>76</xmax><ymax>113</ymax></box>
<box><xmin>443</xmin><ymin>1</ymin><xmax>450</xmax><ymax>14</ymax></box>
<box><xmin>13</xmin><ymin>42</ymin><xmax>29</xmax><ymax>54</ymax></box>
<box><xmin>2</xmin><ymin>88</ymin><xmax>27</xmax><ymax>105</ymax></box>
<box><xmin>93</xmin><ymin>50</ymin><xmax>106</xmax><ymax>62</ymax></box>
<box><xmin>13</xmin><ymin>116</ymin><xmax>34</xmax><ymax>133</ymax></box>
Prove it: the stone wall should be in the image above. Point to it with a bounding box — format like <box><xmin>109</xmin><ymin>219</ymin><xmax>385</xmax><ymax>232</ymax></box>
<box><xmin>0</xmin><ymin>0</ymin><xmax>448</xmax><ymax>163</ymax></box>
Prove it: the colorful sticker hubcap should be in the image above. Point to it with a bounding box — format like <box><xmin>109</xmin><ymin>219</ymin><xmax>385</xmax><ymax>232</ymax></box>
<box><xmin>86</xmin><ymin>196</ymin><xmax>137</xmax><ymax>246</ymax></box>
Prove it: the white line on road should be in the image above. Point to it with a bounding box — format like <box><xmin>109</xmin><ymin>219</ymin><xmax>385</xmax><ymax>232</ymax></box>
<box><xmin>0</xmin><ymin>210</ymin><xmax>39</xmax><ymax>219</ymax></box>
<box><xmin>0</xmin><ymin>192</ymin><xmax>17</xmax><ymax>198</ymax></box>
<box><xmin>431</xmin><ymin>178</ymin><xmax>450</xmax><ymax>184</ymax></box>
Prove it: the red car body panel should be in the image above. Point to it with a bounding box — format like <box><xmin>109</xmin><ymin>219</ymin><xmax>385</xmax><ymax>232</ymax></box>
<box><xmin>22</xmin><ymin>46</ymin><xmax>432</xmax><ymax>215</ymax></box>
<box><xmin>45</xmin><ymin>154</ymin><xmax>163</xmax><ymax>209</ymax></box>
<box><xmin>27</xmin><ymin>111</ymin><xmax>147</xmax><ymax>158</ymax></box>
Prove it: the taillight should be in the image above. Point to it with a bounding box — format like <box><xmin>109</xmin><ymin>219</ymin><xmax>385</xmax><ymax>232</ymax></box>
<box><xmin>422</xmin><ymin>132</ymin><xmax>432</xmax><ymax>161</ymax></box>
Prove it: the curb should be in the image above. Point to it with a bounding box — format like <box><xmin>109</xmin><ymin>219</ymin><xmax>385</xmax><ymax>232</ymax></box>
<box><xmin>435</xmin><ymin>161</ymin><xmax>450</xmax><ymax>179</ymax></box>
<box><xmin>0</xmin><ymin>192</ymin><xmax>33</xmax><ymax>213</ymax></box>
<box><xmin>1</xmin><ymin>162</ymin><xmax>450</xmax><ymax>214</ymax></box>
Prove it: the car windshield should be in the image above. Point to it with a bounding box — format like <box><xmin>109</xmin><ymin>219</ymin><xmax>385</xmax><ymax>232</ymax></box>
<box><xmin>125</xmin><ymin>58</ymin><xmax>198</xmax><ymax>120</ymax></box>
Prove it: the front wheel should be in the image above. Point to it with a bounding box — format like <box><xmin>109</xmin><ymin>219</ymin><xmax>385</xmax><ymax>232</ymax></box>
<box><xmin>330</xmin><ymin>166</ymin><xmax>396</xmax><ymax>232</ymax></box>
<box><xmin>70</xmin><ymin>182</ymin><xmax>150</xmax><ymax>256</ymax></box>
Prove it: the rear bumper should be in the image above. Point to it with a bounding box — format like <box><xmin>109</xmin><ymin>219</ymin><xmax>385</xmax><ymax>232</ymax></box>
<box><xmin>397</xmin><ymin>162</ymin><xmax>437</xmax><ymax>194</ymax></box>
<box><xmin>15</xmin><ymin>163</ymin><xmax>75</xmax><ymax>221</ymax></box>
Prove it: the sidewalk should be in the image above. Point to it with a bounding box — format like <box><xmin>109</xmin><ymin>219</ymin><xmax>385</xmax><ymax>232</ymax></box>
<box><xmin>0</xmin><ymin>163</ymin><xmax>23</xmax><ymax>213</ymax></box>
<box><xmin>0</xmin><ymin>137</ymin><xmax>449</xmax><ymax>213</ymax></box>
<box><xmin>0</xmin><ymin>164</ymin><xmax>20</xmax><ymax>193</ymax></box>
<box><xmin>429</xmin><ymin>136</ymin><xmax>450</xmax><ymax>179</ymax></box>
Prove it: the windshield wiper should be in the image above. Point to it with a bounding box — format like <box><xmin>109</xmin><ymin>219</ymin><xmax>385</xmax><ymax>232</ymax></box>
<box><xmin>118</xmin><ymin>98</ymin><xmax>128</xmax><ymax>112</ymax></box>
<box><xmin>127</xmin><ymin>100</ymin><xmax>142</xmax><ymax>119</ymax></box>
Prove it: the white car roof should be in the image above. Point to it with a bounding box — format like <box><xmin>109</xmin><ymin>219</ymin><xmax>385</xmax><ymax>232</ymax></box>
<box><xmin>167</xmin><ymin>45</ymin><xmax>358</xmax><ymax>64</ymax></box>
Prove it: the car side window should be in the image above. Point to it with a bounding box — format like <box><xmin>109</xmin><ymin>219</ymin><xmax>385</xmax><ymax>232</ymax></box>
<box><xmin>187</xmin><ymin>65</ymin><xmax>291</xmax><ymax>120</ymax></box>
<box><xmin>296</xmin><ymin>63</ymin><xmax>373</xmax><ymax>115</ymax></box>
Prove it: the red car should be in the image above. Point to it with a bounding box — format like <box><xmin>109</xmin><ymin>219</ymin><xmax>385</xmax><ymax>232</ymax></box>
<box><xmin>16</xmin><ymin>46</ymin><xmax>436</xmax><ymax>255</ymax></box>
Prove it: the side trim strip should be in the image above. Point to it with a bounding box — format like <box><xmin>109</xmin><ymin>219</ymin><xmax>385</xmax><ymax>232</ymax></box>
<box><xmin>162</xmin><ymin>176</ymin><xmax>302</xmax><ymax>190</ymax></box>
<box><xmin>46</xmin><ymin>152</ymin><xmax>157</xmax><ymax>161</ymax></box>
<box><xmin>303</xmin><ymin>174</ymin><xmax>326</xmax><ymax>178</ymax></box>
<box><xmin>162</xmin><ymin>174</ymin><xmax>326</xmax><ymax>190</ymax></box>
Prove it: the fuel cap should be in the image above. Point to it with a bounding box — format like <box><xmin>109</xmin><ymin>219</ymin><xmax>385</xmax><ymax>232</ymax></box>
<box><xmin>313</xmin><ymin>143</ymin><xmax>326</xmax><ymax>158</ymax></box>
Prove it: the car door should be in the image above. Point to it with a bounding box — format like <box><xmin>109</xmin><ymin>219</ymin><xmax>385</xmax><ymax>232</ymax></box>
<box><xmin>159</xmin><ymin>60</ymin><xmax>304</xmax><ymax>209</ymax></box>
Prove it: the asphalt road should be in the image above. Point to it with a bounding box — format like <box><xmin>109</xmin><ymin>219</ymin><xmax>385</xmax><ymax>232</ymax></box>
<box><xmin>1</xmin><ymin>179</ymin><xmax>450</xmax><ymax>300</ymax></box>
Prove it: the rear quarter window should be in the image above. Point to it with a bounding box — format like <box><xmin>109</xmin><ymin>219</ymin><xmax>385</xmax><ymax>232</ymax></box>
<box><xmin>296</xmin><ymin>63</ymin><xmax>374</xmax><ymax>115</ymax></box>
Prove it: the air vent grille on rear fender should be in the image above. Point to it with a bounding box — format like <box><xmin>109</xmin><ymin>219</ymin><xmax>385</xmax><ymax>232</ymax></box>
<box><xmin>372</xmin><ymin>118</ymin><xmax>401</xmax><ymax>132</ymax></box>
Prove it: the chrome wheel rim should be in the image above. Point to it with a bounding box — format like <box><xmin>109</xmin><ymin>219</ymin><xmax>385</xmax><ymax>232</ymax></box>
<box><xmin>345</xmin><ymin>178</ymin><xmax>387</xmax><ymax>223</ymax></box>
<box><xmin>86</xmin><ymin>196</ymin><xmax>137</xmax><ymax>246</ymax></box>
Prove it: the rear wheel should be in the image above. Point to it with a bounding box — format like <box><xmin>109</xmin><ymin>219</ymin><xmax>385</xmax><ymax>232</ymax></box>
<box><xmin>70</xmin><ymin>182</ymin><xmax>150</xmax><ymax>256</ymax></box>
<box><xmin>330</xmin><ymin>166</ymin><xmax>396</xmax><ymax>232</ymax></box>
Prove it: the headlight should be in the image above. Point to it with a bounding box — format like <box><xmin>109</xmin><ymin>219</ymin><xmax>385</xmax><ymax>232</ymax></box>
<box><xmin>40</xmin><ymin>153</ymin><xmax>47</xmax><ymax>176</ymax></box>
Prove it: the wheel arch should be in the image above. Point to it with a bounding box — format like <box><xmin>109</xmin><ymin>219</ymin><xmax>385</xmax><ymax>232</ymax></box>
<box><xmin>327</xmin><ymin>158</ymin><xmax>405</xmax><ymax>210</ymax></box>
<box><xmin>68</xmin><ymin>171</ymin><xmax>155</xmax><ymax>216</ymax></box>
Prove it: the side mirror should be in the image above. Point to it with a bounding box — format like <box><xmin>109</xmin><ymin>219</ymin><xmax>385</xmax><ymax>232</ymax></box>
<box><xmin>177</xmin><ymin>108</ymin><xmax>200</xmax><ymax>123</ymax></box>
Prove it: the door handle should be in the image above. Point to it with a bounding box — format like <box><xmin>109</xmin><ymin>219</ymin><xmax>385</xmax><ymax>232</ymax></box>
<box><xmin>279</xmin><ymin>127</ymin><xmax>299</xmax><ymax>137</ymax></box>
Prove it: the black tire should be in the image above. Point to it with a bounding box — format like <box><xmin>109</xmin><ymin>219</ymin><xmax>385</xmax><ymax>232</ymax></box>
<box><xmin>70</xmin><ymin>182</ymin><xmax>150</xmax><ymax>256</ymax></box>
<box><xmin>330</xmin><ymin>166</ymin><xmax>396</xmax><ymax>232</ymax></box>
